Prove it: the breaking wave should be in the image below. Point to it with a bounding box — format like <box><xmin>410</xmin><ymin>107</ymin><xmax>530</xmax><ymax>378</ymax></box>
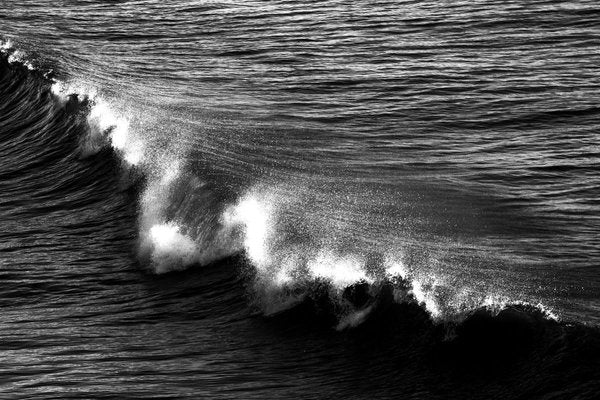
<box><xmin>0</xmin><ymin>38</ymin><xmax>561</xmax><ymax>327</ymax></box>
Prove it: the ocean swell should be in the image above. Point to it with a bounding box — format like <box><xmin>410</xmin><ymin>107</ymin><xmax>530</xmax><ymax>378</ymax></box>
<box><xmin>0</xmin><ymin>38</ymin><xmax>560</xmax><ymax>328</ymax></box>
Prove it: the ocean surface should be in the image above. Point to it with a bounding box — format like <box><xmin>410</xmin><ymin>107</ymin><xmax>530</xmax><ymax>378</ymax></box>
<box><xmin>1</xmin><ymin>1</ymin><xmax>599</xmax><ymax>398</ymax></box>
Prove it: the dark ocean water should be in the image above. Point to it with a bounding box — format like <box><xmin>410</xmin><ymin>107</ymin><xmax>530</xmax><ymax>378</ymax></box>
<box><xmin>1</xmin><ymin>1</ymin><xmax>599</xmax><ymax>398</ymax></box>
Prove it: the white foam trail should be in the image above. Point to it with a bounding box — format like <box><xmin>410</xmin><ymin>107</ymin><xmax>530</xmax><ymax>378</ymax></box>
<box><xmin>6</xmin><ymin>36</ymin><xmax>558</xmax><ymax>323</ymax></box>
<box><xmin>87</xmin><ymin>98</ymin><xmax>144</xmax><ymax>165</ymax></box>
<box><xmin>273</xmin><ymin>254</ymin><xmax>298</xmax><ymax>286</ymax></box>
<box><xmin>3</xmin><ymin>40</ymin><xmax>199</xmax><ymax>273</ymax></box>
<box><xmin>136</xmin><ymin>157</ymin><xmax>235</xmax><ymax>273</ymax></box>
<box><xmin>140</xmin><ymin>183</ymin><xmax>561</xmax><ymax>322</ymax></box>
<box><xmin>307</xmin><ymin>251</ymin><xmax>373</xmax><ymax>290</ymax></box>
<box><xmin>534</xmin><ymin>303</ymin><xmax>560</xmax><ymax>321</ymax></box>
<box><xmin>224</xmin><ymin>190</ymin><xmax>441</xmax><ymax>318</ymax></box>
<box><xmin>410</xmin><ymin>277</ymin><xmax>443</xmax><ymax>319</ymax></box>
<box><xmin>222</xmin><ymin>192</ymin><xmax>273</xmax><ymax>270</ymax></box>
<box><xmin>50</xmin><ymin>80</ymin><xmax>98</xmax><ymax>99</ymax></box>
<box><xmin>48</xmin><ymin>76</ymin><xmax>145</xmax><ymax>166</ymax></box>
<box><xmin>1</xmin><ymin>39</ymin><xmax>13</xmax><ymax>52</ymax></box>
<box><xmin>138</xmin><ymin>157</ymin><xmax>200</xmax><ymax>272</ymax></box>
<box><xmin>482</xmin><ymin>296</ymin><xmax>560</xmax><ymax>321</ymax></box>
<box><xmin>147</xmin><ymin>223</ymin><xmax>198</xmax><ymax>274</ymax></box>
<box><xmin>0</xmin><ymin>40</ymin><xmax>35</xmax><ymax>70</ymax></box>
<box><xmin>2</xmin><ymin>41</ymin><xmax>143</xmax><ymax>163</ymax></box>
<box><xmin>386</xmin><ymin>255</ymin><xmax>446</xmax><ymax>318</ymax></box>
<box><xmin>224</xmin><ymin>191</ymin><xmax>374</xmax><ymax>290</ymax></box>
<box><xmin>384</xmin><ymin>256</ymin><xmax>409</xmax><ymax>280</ymax></box>
<box><xmin>42</xmin><ymin>59</ymin><xmax>204</xmax><ymax>273</ymax></box>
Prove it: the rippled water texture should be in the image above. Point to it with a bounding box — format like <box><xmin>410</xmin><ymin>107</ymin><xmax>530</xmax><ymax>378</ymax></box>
<box><xmin>0</xmin><ymin>1</ymin><xmax>599</xmax><ymax>398</ymax></box>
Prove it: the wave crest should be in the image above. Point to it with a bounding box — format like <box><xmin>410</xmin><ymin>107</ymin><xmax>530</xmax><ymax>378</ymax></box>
<box><xmin>1</xmin><ymin>37</ymin><xmax>561</xmax><ymax>327</ymax></box>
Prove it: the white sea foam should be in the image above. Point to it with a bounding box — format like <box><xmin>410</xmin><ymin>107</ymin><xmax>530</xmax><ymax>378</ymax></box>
<box><xmin>48</xmin><ymin>76</ymin><xmax>145</xmax><ymax>166</ymax></box>
<box><xmin>1</xmin><ymin>41</ymin><xmax>142</xmax><ymax>163</ymax></box>
<box><xmin>137</xmin><ymin>157</ymin><xmax>199</xmax><ymax>272</ymax></box>
<box><xmin>0</xmin><ymin>39</ymin><xmax>13</xmax><ymax>52</ymax></box>
<box><xmin>410</xmin><ymin>277</ymin><xmax>443</xmax><ymax>319</ymax></box>
<box><xmin>147</xmin><ymin>223</ymin><xmax>198</xmax><ymax>274</ymax></box>
<box><xmin>87</xmin><ymin>98</ymin><xmax>144</xmax><ymax>165</ymax></box>
<box><xmin>0</xmin><ymin>40</ymin><xmax>35</xmax><ymax>70</ymax></box>
<box><xmin>50</xmin><ymin>80</ymin><xmax>97</xmax><ymax>99</ymax></box>
<box><xmin>223</xmin><ymin>189</ymin><xmax>374</xmax><ymax>291</ymax></box>
<box><xmin>136</xmin><ymin>155</ymin><xmax>237</xmax><ymax>273</ymax></box>
<box><xmin>384</xmin><ymin>256</ymin><xmax>409</xmax><ymax>280</ymax></box>
<box><xmin>481</xmin><ymin>296</ymin><xmax>559</xmax><ymax>321</ymax></box>
<box><xmin>10</xmin><ymin>35</ymin><xmax>558</xmax><ymax>324</ymax></box>
<box><xmin>3</xmin><ymin>40</ymin><xmax>199</xmax><ymax>273</ymax></box>
<box><xmin>221</xmin><ymin>189</ymin><xmax>468</xmax><ymax>321</ymax></box>
<box><xmin>307</xmin><ymin>251</ymin><xmax>372</xmax><ymax>289</ymax></box>
<box><xmin>44</xmin><ymin>67</ymin><xmax>203</xmax><ymax>273</ymax></box>
<box><xmin>223</xmin><ymin>193</ymin><xmax>273</xmax><ymax>270</ymax></box>
<box><xmin>273</xmin><ymin>254</ymin><xmax>298</xmax><ymax>286</ymax></box>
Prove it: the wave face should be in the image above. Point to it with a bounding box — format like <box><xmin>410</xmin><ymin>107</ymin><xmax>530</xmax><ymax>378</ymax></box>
<box><xmin>1</xmin><ymin>1</ymin><xmax>599</xmax><ymax>398</ymax></box>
